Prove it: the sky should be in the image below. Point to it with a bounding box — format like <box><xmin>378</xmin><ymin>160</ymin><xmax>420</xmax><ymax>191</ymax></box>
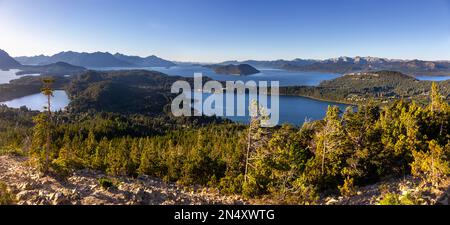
<box><xmin>0</xmin><ymin>0</ymin><xmax>449</xmax><ymax>62</ymax></box>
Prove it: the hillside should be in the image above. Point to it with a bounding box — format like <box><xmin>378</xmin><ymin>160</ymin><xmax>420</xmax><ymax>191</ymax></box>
<box><xmin>17</xmin><ymin>62</ymin><xmax>86</xmax><ymax>76</ymax></box>
<box><xmin>65</xmin><ymin>70</ymin><xmax>204</xmax><ymax>115</ymax></box>
<box><xmin>1</xmin><ymin>154</ymin><xmax>447</xmax><ymax>205</ymax></box>
<box><xmin>0</xmin><ymin>76</ymin><xmax>70</xmax><ymax>102</ymax></box>
<box><xmin>281</xmin><ymin>70</ymin><xmax>450</xmax><ymax>104</ymax></box>
<box><xmin>0</xmin><ymin>49</ymin><xmax>22</xmax><ymax>69</ymax></box>
<box><xmin>0</xmin><ymin>155</ymin><xmax>245</xmax><ymax>205</ymax></box>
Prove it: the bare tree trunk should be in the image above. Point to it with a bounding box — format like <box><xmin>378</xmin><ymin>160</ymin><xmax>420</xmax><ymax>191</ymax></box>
<box><xmin>45</xmin><ymin>94</ymin><xmax>51</xmax><ymax>173</ymax></box>
<box><xmin>321</xmin><ymin>140</ymin><xmax>326</xmax><ymax>175</ymax></box>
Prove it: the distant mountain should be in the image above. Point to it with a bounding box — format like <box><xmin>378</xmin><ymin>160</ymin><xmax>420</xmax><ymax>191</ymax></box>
<box><xmin>113</xmin><ymin>53</ymin><xmax>176</xmax><ymax>67</ymax></box>
<box><xmin>284</xmin><ymin>57</ymin><xmax>450</xmax><ymax>76</ymax></box>
<box><xmin>0</xmin><ymin>49</ymin><xmax>86</xmax><ymax>76</ymax></box>
<box><xmin>0</xmin><ymin>49</ymin><xmax>21</xmax><ymax>69</ymax></box>
<box><xmin>14</xmin><ymin>55</ymin><xmax>51</xmax><ymax>65</ymax></box>
<box><xmin>17</xmin><ymin>62</ymin><xmax>86</xmax><ymax>76</ymax></box>
<box><xmin>36</xmin><ymin>51</ymin><xmax>132</xmax><ymax>68</ymax></box>
<box><xmin>15</xmin><ymin>51</ymin><xmax>176</xmax><ymax>68</ymax></box>
<box><xmin>207</xmin><ymin>64</ymin><xmax>260</xmax><ymax>75</ymax></box>
<box><xmin>221</xmin><ymin>56</ymin><xmax>450</xmax><ymax>76</ymax></box>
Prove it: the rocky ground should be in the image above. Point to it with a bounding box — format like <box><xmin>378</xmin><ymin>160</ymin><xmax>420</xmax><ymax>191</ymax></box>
<box><xmin>1</xmin><ymin>154</ymin><xmax>448</xmax><ymax>205</ymax></box>
<box><xmin>321</xmin><ymin>176</ymin><xmax>450</xmax><ymax>205</ymax></box>
<box><xmin>0</xmin><ymin>155</ymin><xmax>246</xmax><ymax>205</ymax></box>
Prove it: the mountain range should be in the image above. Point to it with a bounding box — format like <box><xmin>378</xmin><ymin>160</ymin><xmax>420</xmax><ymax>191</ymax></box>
<box><xmin>15</xmin><ymin>51</ymin><xmax>176</xmax><ymax>68</ymax></box>
<box><xmin>0</xmin><ymin>49</ymin><xmax>86</xmax><ymax>76</ymax></box>
<box><xmin>220</xmin><ymin>56</ymin><xmax>450</xmax><ymax>76</ymax></box>
<box><xmin>2</xmin><ymin>48</ymin><xmax>450</xmax><ymax>76</ymax></box>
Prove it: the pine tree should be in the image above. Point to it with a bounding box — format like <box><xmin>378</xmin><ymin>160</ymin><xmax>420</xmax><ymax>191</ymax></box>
<box><xmin>430</xmin><ymin>82</ymin><xmax>444</xmax><ymax>113</ymax></box>
<box><xmin>316</xmin><ymin>106</ymin><xmax>346</xmax><ymax>176</ymax></box>
<box><xmin>244</xmin><ymin>99</ymin><xmax>270</xmax><ymax>183</ymax></box>
<box><xmin>411</xmin><ymin>140</ymin><xmax>450</xmax><ymax>187</ymax></box>
<box><xmin>30</xmin><ymin>77</ymin><xmax>55</xmax><ymax>173</ymax></box>
<box><xmin>41</xmin><ymin>78</ymin><xmax>54</xmax><ymax>173</ymax></box>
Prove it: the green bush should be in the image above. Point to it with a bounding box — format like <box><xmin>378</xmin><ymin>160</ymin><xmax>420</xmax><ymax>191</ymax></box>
<box><xmin>219</xmin><ymin>174</ymin><xmax>244</xmax><ymax>194</ymax></box>
<box><xmin>50</xmin><ymin>158</ymin><xmax>73</xmax><ymax>178</ymax></box>
<box><xmin>378</xmin><ymin>191</ymin><xmax>420</xmax><ymax>205</ymax></box>
<box><xmin>338</xmin><ymin>177</ymin><xmax>356</xmax><ymax>197</ymax></box>
<box><xmin>0</xmin><ymin>182</ymin><xmax>16</xmax><ymax>205</ymax></box>
<box><xmin>98</xmin><ymin>178</ymin><xmax>114</xmax><ymax>189</ymax></box>
<box><xmin>378</xmin><ymin>193</ymin><xmax>401</xmax><ymax>205</ymax></box>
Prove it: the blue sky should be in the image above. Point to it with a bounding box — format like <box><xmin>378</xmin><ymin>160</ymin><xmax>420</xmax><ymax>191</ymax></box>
<box><xmin>0</xmin><ymin>0</ymin><xmax>449</xmax><ymax>62</ymax></box>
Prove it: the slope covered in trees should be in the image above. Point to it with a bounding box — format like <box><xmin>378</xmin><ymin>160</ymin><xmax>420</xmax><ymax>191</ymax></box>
<box><xmin>281</xmin><ymin>71</ymin><xmax>450</xmax><ymax>105</ymax></box>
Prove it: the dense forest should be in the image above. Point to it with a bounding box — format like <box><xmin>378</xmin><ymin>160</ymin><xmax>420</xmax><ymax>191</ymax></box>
<box><xmin>0</xmin><ymin>70</ymin><xmax>448</xmax><ymax>204</ymax></box>
<box><xmin>280</xmin><ymin>71</ymin><xmax>450</xmax><ymax>105</ymax></box>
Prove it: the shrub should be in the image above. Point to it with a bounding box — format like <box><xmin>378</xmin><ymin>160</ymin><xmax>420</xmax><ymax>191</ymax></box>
<box><xmin>378</xmin><ymin>192</ymin><xmax>401</xmax><ymax>205</ymax></box>
<box><xmin>411</xmin><ymin>140</ymin><xmax>450</xmax><ymax>187</ymax></box>
<box><xmin>0</xmin><ymin>182</ymin><xmax>16</xmax><ymax>205</ymax></box>
<box><xmin>50</xmin><ymin>158</ymin><xmax>73</xmax><ymax>178</ymax></box>
<box><xmin>378</xmin><ymin>191</ymin><xmax>421</xmax><ymax>205</ymax></box>
<box><xmin>219</xmin><ymin>174</ymin><xmax>244</xmax><ymax>194</ymax></box>
<box><xmin>98</xmin><ymin>178</ymin><xmax>114</xmax><ymax>189</ymax></box>
<box><xmin>338</xmin><ymin>177</ymin><xmax>356</xmax><ymax>197</ymax></box>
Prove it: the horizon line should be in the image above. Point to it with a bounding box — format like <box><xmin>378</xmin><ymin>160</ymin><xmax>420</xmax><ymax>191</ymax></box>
<box><xmin>5</xmin><ymin>49</ymin><xmax>450</xmax><ymax>64</ymax></box>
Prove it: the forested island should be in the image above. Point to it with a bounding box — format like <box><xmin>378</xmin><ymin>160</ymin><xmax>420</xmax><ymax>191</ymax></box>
<box><xmin>204</xmin><ymin>64</ymin><xmax>260</xmax><ymax>75</ymax></box>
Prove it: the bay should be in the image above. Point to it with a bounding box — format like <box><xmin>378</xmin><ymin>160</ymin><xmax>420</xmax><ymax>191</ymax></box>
<box><xmin>0</xmin><ymin>90</ymin><xmax>70</xmax><ymax>112</ymax></box>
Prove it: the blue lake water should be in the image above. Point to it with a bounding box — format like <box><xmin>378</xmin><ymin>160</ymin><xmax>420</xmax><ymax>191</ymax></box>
<box><xmin>181</xmin><ymin>90</ymin><xmax>350</xmax><ymax>125</ymax></box>
<box><xmin>415</xmin><ymin>75</ymin><xmax>450</xmax><ymax>81</ymax></box>
<box><xmin>0</xmin><ymin>89</ymin><xmax>348</xmax><ymax>125</ymax></box>
<box><xmin>1</xmin><ymin>66</ymin><xmax>348</xmax><ymax>125</ymax></box>
<box><xmin>91</xmin><ymin>65</ymin><xmax>350</xmax><ymax>125</ymax></box>
<box><xmin>0</xmin><ymin>90</ymin><xmax>70</xmax><ymax>112</ymax></box>
<box><xmin>0</xmin><ymin>69</ymin><xmax>41</xmax><ymax>84</ymax></box>
<box><xmin>93</xmin><ymin>65</ymin><xmax>342</xmax><ymax>86</ymax></box>
<box><xmin>0</xmin><ymin>69</ymin><xmax>23</xmax><ymax>84</ymax></box>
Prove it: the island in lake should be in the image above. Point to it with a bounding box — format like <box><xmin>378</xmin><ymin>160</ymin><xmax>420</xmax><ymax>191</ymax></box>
<box><xmin>205</xmin><ymin>64</ymin><xmax>260</xmax><ymax>76</ymax></box>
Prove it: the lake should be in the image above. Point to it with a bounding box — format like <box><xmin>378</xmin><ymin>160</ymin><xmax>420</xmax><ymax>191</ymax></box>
<box><xmin>0</xmin><ymin>89</ymin><xmax>348</xmax><ymax>125</ymax></box>
<box><xmin>188</xmin><ymin>91</ymin><xmax>349</xmax><ymax>125</ymax></box>
<box><xmin>415</xmin><ymin>75</ymin><xmax>450</xmax><ymax>81</ymax></box>
<box><xmin>2</xmin><ymin>65</ymin><xmax>447</xmax><ymax>125</ymax></box>
<box><xmin>0</xmin><ymin>69</ymin><xmax>23</xmax><ymax>84</ymax></box>
<box><xmin>0</xmin><ymin>90</ymin><xmax>70</xmax><ymax>112</ymax></box>
<box><xmin>93</xmin><ymin>65</ymin><xmax>342</xmax><ymax>86</ymax></box>
<box><xmin>0</xmin><ymin>66</ymin><xmax>350</xmax><ymax>125</ymax></box>
<box><xmin>0</xmin><ymin>69</ymin><xmax>41</xmax><ymax>84</ymax></box>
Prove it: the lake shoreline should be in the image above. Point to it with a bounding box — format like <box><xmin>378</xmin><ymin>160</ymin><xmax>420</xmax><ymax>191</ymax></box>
<box><xmin>280</xmin><ymin>93</ymin><xmax>357</xmax><ymax>106</ymax></box>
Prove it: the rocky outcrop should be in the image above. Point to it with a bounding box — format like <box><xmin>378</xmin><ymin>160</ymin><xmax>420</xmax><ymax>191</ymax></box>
<box><xmin>1</xmin><ymin>155</ymin><xmax>448</xmax><ymax>205</ymax></box>
<box><xmin>0</xmin><ymin>155</ymin><xmax>245</xmax><ymax>205</ymax></box>
<box><xmin>321</xmin><ymin>176</ymin><xmax>450</xmax><ymax>205</ymax></box>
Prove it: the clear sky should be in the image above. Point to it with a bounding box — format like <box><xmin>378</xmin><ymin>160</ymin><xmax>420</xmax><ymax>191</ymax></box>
<box><xmin>0</xmin><ymin>0</ymin><xmax>449</xmax><ymax>62</ymax></box>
